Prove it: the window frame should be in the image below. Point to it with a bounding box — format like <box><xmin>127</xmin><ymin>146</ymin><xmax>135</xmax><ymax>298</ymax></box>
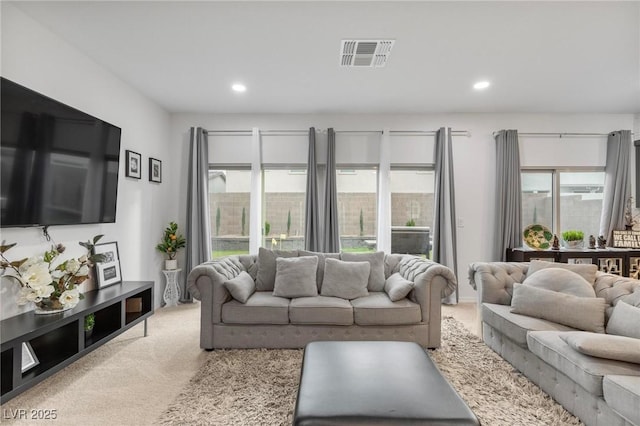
<box><xmin>521</xmin><ymin>166</ymin><xmax>605</xmax><ymax>235</ymax></box>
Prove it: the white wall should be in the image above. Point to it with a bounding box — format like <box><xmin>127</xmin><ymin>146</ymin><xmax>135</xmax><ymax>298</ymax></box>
<box><xmin>172</xmin><ymin>113</ymin><xmax>635</xmax><ymax>302</ymax></box>
<box><xmin>1</xmin><ymin>4</ymin><xmax>176</xmax><ymax>318</ymax></box>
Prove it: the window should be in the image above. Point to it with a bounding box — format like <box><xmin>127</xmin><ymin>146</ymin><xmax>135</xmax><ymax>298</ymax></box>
<box><xmin>262</xmin><ymin>168</ymin><xmax>306</xmax><ymax>250</ymax></box>
<box><xmin>522</xmin><ymin>170</ymin><xmax>605</xmax><ymax>242</ymax></box>
<box><xmin>390</xmin><ymin>169</ymin><xmax>434</xmax><ymax>257</ymax></box>
<box><xmin>337</xmin><ymin>168</ymin><xmax>377</xmax><ymax>253</ymax></box>
<box><xmin>209</xmin><ymin>169</ymin><xmax>251</xmax><ymax>259</ymax></box>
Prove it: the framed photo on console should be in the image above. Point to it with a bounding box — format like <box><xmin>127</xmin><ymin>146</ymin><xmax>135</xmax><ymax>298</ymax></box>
<box><xmin>149</xmin><ymin>157</ymin><xmax>162</xmax><ymax>183</ymax></box>
<box><xmin>125</xmin><ymin>150</ymin><xmax>141</xmax><ymax>179</ymax></box>
<box><xmin>92</xmin><ymin>241</ymin><xmax>122</xmax><ymax>288</ymax></box>
<box><xmin>21</xmin><ymin>342</ymin><xmax>39</xmax><ymax>373</ymax></box>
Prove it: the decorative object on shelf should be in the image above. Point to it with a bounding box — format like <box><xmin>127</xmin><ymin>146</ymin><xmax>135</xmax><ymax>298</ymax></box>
<box><xmin>156</xmin><ymin>222</ymin><xmax>186</xmax><ymax>270</ymax></box>
<box><xmin>125</xmin><ymin>150</ymin><xmax>142</xmax><ymax>179</ymax></box>
<box><xmin>552</xmin><ymin>234</ymin><xmax>560</xmax><ymax>250</ymax></box>
<box><xmin>149</xmin><ymin>157</ymin><xmax>162</xmax><ymax>183</ymax></box>
<box><xmin>84</xmin><ymin>312</ymin><xmax>95</xmax><ymax>338</ymax></box>
<box><xmin>598</xmin><ymin>235</ymin><xmax>607</xmax><ymax>249</ymax></box>
<box><xmin>21</xmin><ymin>342</ymin><xmax>39</xmax><ymax>373</ymax></box>
<box><xmin>162</xmin><ymin>269</ymin><xmax>181</xmax><ymax>307</ymax></box>
<box><xmin>92</xmin><ymin>241</ymin><xmax>122</xmax><ymax>288</ymax></box>
<box><xmin>523</xmin><ymin>224</ymin><xmax>553</xmax><ymax>250</ymax></box>
<box><xmin>624</xmin><ymin>196</ymin><xmax>639</xmax><ymax>230</ymax></box>
<box><xmin>588</xmin><ymin>235</ymin><xmax>596</xmax><ymax>249</ymax></box>
<box><xmin>0</xmin><ymin>235</ymin><xmax>105</xmax><ymax>314</ymax></box>
<box><xmin>562</xmin><ymin>230</ymin><xmax>584</xmax><ymax>249</ymax></box>
<box><xmin>612</xmin><ymin>230</ymin><xmax>640</xmax><ymax>249</ymax></box>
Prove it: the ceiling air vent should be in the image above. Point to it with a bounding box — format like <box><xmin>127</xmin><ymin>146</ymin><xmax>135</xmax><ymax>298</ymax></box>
<box><xmin>340</xmin><ymin>40</ymin><xmax>395</xmax><ymax>68</ymax></box>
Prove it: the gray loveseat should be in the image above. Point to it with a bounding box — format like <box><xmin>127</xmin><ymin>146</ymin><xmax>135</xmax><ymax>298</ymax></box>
<box><xmin>187</xmin><ymin>249</ymin><xmax>457</xmax><ymax>350</ymax></box>
<box><xmin>468</xmin><ymin>260</ymin><xmax>640</xmax><ymax>426</ymax></box>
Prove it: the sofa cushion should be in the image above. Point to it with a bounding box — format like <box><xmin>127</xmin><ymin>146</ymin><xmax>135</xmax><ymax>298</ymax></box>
<box><xmin>221</xmin><ymin>291</ymin><xmax>290</xmax><ymax>324</ymax></box>
<box><xmin>256</xmin><ymin>247</ymin><xmax>299</xmax><ymax>291</ymax></box>
<box><xmin>223</xmin><ymin>271</ymin><xmax>256</xmax><ymax>303</ymax></box>
<box><xmin>559</xmin><ymin>331</ymin><xmax>640</xmax><ymax>364</ymax></box>
<box><xmin>526</xmin><ymin>331</ymin><xmax>640</xmax><ymax>396</ymax></box>
<box><xmin>522</xmin><ymin>268</ymin><xmax>596</xmax><ymax>297</ymax></box>
<box><xmin>351</xmin><ymin>292</ymin><xmax>421</xmax><ymax>325</ymax></box>
<box><xmin>272</xmin><ymin>256</ymin><xmax>318</xmax><ymax>298</ymax></box>
<box><xmin>511</xmin><ymin>283</ymin><xmax>606</xmax><ymax>333</ymax></box>
<box><xmin>527</xmin><ymin>259</ymin><xmax>597</xmax><ymax>285</ymax></box>
<box><xmin>603</xmin><ymin>375</ymin><xmax>640</xmax><ymax>426</ymax></box>
<box><xmin>289</xmin><ymin>296</ymin><xmax>353</xmax><ymax>325</ymax></box>
<box><xmin>384</xmin><ymin>272</ymin><xmax>415</xmax><ymax>302</ymax></box>
<box><xmin>482</xmin><ymin>303</ymin><xmax>577</xmax><ymax>347</ymax></box>
<box><xmin>299</xmin><ymin>250</ymin><xmax>340</xmax><ymax>290</ymax></box>
<box><xmin>341</xmin><ymin>251</ymin><xmax>386</xmax><ymax>291</ymax></box>
<box><xmin>607</xmin><ymin>301</ymin><xmax>640</xmax><ymax>339</ymax></box>
<box><xmin>321</xmin><ymin>258</ymin><xmax>370</xmax><ymax>300</ymax></box>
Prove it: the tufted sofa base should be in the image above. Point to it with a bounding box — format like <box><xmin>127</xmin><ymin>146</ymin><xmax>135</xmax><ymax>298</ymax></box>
<box><xmin>484</xmin><ymin>320</ymin><xmax>634</xmax><ymax>426</ymax></box>
<box><xmin>211</xmin><ymin>323</ymin><xmax>431</xmax><ymax>349</ymax></box>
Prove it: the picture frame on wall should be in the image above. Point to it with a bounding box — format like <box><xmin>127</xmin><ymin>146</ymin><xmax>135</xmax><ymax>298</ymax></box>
<box><xmin>125</xmin><ymin>150</ymin><xmax>141</xmax><ymax>179</ymax></box>
<box><xmin>21</xmin><ymin>342</ymin><xmax>39</xmax><ymax>373</ymax></box>
<box><xmin>92</xmin><ymin>242</ymin><xmax>122</xmax><ymax>288</ymax></box>
<box><xmin>149</xmin><ymin>158</ymin><xmax>162</xmax><ymax>183</ymax></box>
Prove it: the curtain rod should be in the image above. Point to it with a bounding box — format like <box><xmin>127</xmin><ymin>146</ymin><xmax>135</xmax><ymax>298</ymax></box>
<box><xmin>207</xmin><ymin>129</ymin><xmax>471</xmax><ymax>136</ymax></box>
<box><xmin>496</xmin><ymin>131</ymin><xmax>635</xmax><ymax>138</ymax></box>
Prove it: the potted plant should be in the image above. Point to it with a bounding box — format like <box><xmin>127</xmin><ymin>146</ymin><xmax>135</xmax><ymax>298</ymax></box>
<box><xmin>156</xmin><ymin>222</ymin><xmax>186</xmax><ymax>270</ymax></box>
<box><xmin>562</xmin><ymin>230</ymin><xmax>584</xmax><ymax>249</ymax></box>
<box><xmin>84</xmin><ymin>313</ymin><xmax>95</xmax><ymax>338</ymax></box>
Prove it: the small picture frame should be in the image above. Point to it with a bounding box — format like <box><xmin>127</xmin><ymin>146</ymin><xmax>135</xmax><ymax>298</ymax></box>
<box><xmin>149</xmin><ymin>158</ymin><xmax>162</xmax><ymax>183</ymax></box>
<box><xmin>21</xmin><ymin>342</ymin><xmax>39</xmax><ymax>373</ymax></box>
<box><xmin>92</xmin><ymin>242</ymin><xmax>122</xmax><ymax>288</ymax></box>
<box><xmin>125</xmin><ymin>150</ymin><xmax>142</xmax><ymax>179</ymax></box>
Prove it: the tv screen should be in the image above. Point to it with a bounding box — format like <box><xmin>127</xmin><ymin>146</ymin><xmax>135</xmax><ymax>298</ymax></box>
<box><xmin>1</xmin><ymin>77</ymin><xmax>121</xmax><ymax>228</ymax></box>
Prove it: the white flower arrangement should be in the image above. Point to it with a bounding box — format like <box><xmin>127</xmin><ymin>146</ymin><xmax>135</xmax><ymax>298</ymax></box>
<box><xmin>1</xmin><ymin>235</ymin><xmax>106</xmax><ymax>311</ymax></box>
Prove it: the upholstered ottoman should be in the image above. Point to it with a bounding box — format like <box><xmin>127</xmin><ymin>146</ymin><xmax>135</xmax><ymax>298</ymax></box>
<box><xmin>293</xmin><ymin>341</ymin><xmax>480</xmax><ymax>425</ymax></box>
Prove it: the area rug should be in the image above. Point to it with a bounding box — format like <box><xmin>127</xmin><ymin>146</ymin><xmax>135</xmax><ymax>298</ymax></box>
<box><xmin>158</xmin><ymin>317</ymin><xmax>582</xmax><ymax>425</ymax></box>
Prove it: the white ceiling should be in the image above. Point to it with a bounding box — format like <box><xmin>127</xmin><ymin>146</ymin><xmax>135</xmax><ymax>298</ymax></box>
<box><xmin>10</xmin><ymin>1</ymin><xmax>640</xmax><ymax>114</ymax></box>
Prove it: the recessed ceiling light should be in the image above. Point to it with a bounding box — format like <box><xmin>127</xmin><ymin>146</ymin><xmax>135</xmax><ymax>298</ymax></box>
<box><xmin>231</xmin><ymin>83</ymin><xmax>246</xmax><ymax>93</ymax></box>
<box><xmin>473</xmin><ymin>81</ymin><xmax>490</xmax><ymax>90</ymax></box>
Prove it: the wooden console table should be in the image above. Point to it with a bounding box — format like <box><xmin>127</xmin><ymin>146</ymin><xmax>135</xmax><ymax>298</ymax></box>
<box><xmin>1</xmin><ymin>281</ymin><xmax>154</xmax><ymax>403</ymax></box>
<box><xmin>506</xmin><ymin>247</ymin><xmax>640</xmax><ymax>278</ymax></box>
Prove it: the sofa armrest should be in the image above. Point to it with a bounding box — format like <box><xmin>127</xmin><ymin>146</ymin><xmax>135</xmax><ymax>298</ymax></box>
<box><xmin>187</xmin><ymin>256</ymin><xmax>245</xmax><ymax>326</ymax></box>
<box><xmin>467</xmin><ymin>261</ymin><xmax>529</xmax><ymax>305</ymax></box>
<box><xmin>396</xmin><ymin>256</ymin><xmax>457</xmax><ymax>322</ymax></box>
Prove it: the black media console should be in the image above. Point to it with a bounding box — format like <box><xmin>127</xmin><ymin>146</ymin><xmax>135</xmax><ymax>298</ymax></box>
<box><xmin>1</xmin><ymin>281</ymin><xmax>154</xmax><ymax>403</ymax></box>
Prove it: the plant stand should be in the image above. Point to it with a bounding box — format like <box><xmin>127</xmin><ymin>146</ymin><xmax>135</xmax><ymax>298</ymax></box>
<box><xmin>162</xmin><ymin>269</ymin><xmax>182</xmax><ymax>307</ymax></box>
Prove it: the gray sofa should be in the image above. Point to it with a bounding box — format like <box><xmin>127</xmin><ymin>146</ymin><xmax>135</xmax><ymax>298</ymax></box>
<box><xmin>187</xmin><ymin>249</ymin><xmax>457</xmax><ymax>350</ymax></box>
<box><xmin>468</xmin><ymin>260</ymin><xmax>640</xmax><ymax>426</ymax></box>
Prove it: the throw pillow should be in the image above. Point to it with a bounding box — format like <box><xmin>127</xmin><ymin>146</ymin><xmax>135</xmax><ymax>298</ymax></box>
<box><xmin>560</xmin><ymin>331</ymin><xmax>640</xmax><ymax>365</ymax></box>
<box><xmin>298</xmin><ymin>250</ymin><xmax>340</xmax><ymax>291</ymax></box>
<box><xmin>272</xmin><ymin>256</ymin><xmax>319</xmax><ymax>298</ymax></box>
<box><xmin>511</xmin><ymin>283</ymin><xmax>606</xmax><ymax>333</ymax></box>
<box><xmin>384</xmin><ymin>272</ymin><xmax>415</xmax><ymax>302</ymax></box>
<box><xmin>522</xmin><ymin>268</ymin><xmax>596</xmax><ymax>297</ymax></box>
<box><xmin>255</xmin><ymin>247</ymin><xmax>299</xmax><ymax>291</ymax></box>
<box><xmin>340</xmin><ymin>251</ymin><xmax>385</xmax><ymax>291</ymax></box>
<box><xmin>607</xmin><ymin>301</ymin><xmax>640</xmax><ymax>339</ymax></box>
<box><xmin>321</xmin><ymin>258</ymin><xmax>370</xmax><ymax>300</ymax></box>
<box><xmin>223</xmin><ymin>271</ymin><xmax>256</xmax><ymax>304</ymax></box>
<box><xmin>527</xmin><ymin>260</ymin><xmax>597</xmax><ymax>285</ymax></box>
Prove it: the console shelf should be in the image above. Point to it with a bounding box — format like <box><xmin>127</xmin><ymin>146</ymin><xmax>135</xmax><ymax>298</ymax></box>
<box><xmin>0</xmin><ymin>281</ymin><xmax>153</xmax><ymax>403</ymax></box>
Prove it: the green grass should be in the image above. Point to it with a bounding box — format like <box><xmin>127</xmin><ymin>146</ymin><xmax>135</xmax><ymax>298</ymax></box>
<box><xmin>213</xmin><ymin>250</ymin><xmax>250</xmax><ymax>259</ymax></box>
<box><xmin>340</xmin><ymin>247</ymin><xmax>376</xmax><ymax>253</ymax></box>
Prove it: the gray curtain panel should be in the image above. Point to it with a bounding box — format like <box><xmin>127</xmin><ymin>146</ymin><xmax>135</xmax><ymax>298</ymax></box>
<box><xmin>184</xmin><ymin>127</ymin><xmax>212</xmax><ymax>302</ymax></box>
<box><xmin>599</xmin><ymin>130</ymin><xmax>632</xmax><ymax>243</ymax></box>
<box><xmin>494</xmin><ymin>129</ymin><xmax>522</xmax><ymax>261</ymax></box>
<box><xmin>305</xmin><ymin>127</ymin><xmax>320</xmax><ymax>251</ymax></box>
<box><xmin>323</xmin><ymin>128</ymin><xmax>340</xmax><ymax>252</ymax></box>
<box><xmin>432</xmin><ymin>127</ymin><xmax>458</xmax><ymax>303</ymax></box>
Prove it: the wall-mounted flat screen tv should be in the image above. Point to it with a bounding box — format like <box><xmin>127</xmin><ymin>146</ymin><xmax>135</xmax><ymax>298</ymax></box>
<box><xmin>1</xmin><ymin>77</ymin><xmax>121</xmax><ymax>227</ymax></box>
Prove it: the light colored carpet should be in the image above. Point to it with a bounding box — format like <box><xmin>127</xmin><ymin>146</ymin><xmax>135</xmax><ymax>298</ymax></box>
<box><xmin>159</xmin><ymin>317</ymin><xmax>582</xmax><ymax>426</ymax></box>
